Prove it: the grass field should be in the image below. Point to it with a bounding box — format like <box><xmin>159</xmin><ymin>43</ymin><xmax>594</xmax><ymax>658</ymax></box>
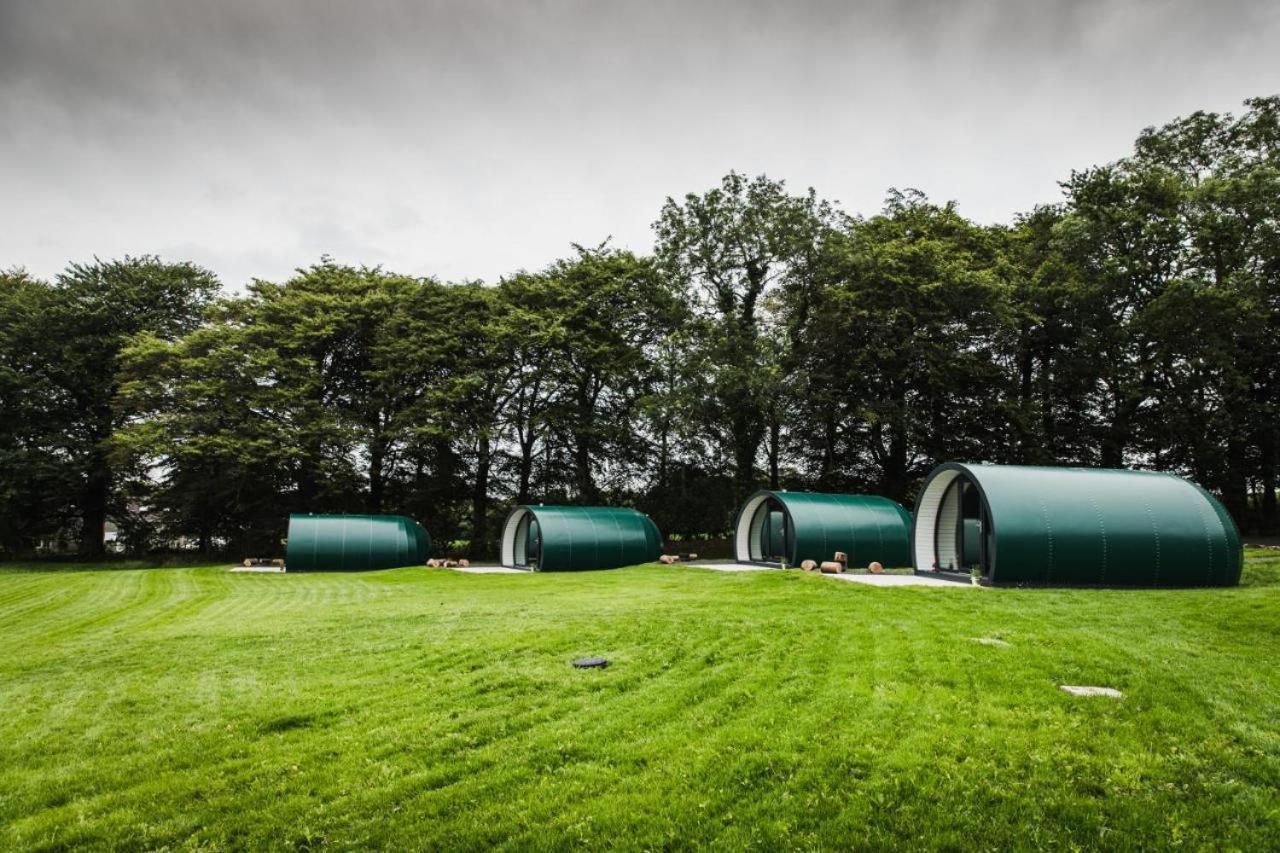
<box><xmin>2</xmin><ymin>552</ymin><xmax>1279</xmax><ymax>851</ymax></box>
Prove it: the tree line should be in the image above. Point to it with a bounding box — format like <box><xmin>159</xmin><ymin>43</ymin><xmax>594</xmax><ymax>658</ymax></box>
<box><xmin>2</xmin><ymin>96</ymin><xmax>1277</xmax><ymax>558</ymax></box>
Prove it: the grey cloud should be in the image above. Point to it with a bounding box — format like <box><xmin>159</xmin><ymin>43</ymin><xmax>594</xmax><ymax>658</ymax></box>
<box><xmin>2</xmin><ymin>0</ymin><xmax>1277</xmax><ymax>290</ymax></box>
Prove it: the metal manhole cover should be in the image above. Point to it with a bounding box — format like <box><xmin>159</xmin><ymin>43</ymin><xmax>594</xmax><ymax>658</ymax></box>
<box><xmin>572</xmin><ymin>656</ymin><xmax>609</xmax><ymax>669</ymax></box>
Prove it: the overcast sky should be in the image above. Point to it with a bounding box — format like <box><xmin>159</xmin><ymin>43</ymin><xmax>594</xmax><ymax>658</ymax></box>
<box><xmin>1</xmin><ymin>0</ymin><xmax>1277</xmax><ymax>289</ymax></box>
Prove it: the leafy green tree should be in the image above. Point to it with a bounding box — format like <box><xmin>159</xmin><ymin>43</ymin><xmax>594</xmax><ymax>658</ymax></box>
<box><xmin>12</xmin><ymin>258</ymin><xmax>222</xmax><ymax>556</ymax></box>
<box><xmin>1055</xmin><ymin>160</ymin><xmax>1189</xmax><ymax>469</ymax></box>
<box><xmin>395</xmin><ymin>281</ymin><xmax>512</xmax><ymax>557</ymax></box>
<box><xmin>654</xmin><ymin>172</ymin><xmax>834</xmax><ymax>506</ymax></box>
<box><xmin>1001</xmin><ymin>205</ymin><xmax>1105</xmax><ymax>465</ymax></box>
<box><xmin>0</xmin><ymin>271</ymin><xmax>80</xmax><ymax>552</ymax></box>
<box><xmin>794</xmin><ymin>191</ymin><xmax>1014</xmax><ymax>502</ymax></box>
<box><xmin>114</xmin><ymin>301</ymin><xmax>297</xmax><ymax>553</ymax></box>
<box><xmin>1126</xmin><ymin>96</ymin><xmax>1280</xmax><ymax>527</ymax></box>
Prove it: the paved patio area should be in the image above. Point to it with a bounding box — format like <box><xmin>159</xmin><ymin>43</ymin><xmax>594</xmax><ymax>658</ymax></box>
<box><xmin>824</xmin><ymin>572</ymin><xmax>972</xmax><ymax>588</ymax></box>
<box><xmin>685</xmin><ymin>563</ymin><xmax>971</xmax><ymax>586</ymax></box>
<box><xmin>447</xmin><ymin>564</ymin><xmax>527</xmax><ymax>574</ymax></box>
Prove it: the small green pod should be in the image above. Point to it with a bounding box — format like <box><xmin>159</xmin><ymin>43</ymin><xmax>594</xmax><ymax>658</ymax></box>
<box><xmin>285</xmin><ymin>513</ymin><xmax>430</xmax><ymax>572</ymax></box>
<box><xmin>500</xmin><ymin>505</ymin><xmax>662</xmax><ymax>571</ymax></box>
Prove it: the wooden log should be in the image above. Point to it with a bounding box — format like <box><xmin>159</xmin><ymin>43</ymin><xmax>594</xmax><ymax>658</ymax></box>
<box><xmin>819</xmin><ymin>560</ymin><xmax>843</xmax><ymax>574</ymax></box>
<box><xmin>800</xmin><ymin>559</ymin><xmax>817</xmax><ymax>571</ymax></box>
<box><xmin>868</xmin><ymin>561</ymin><xmax>884</xmax><ymax>574</ymax></box>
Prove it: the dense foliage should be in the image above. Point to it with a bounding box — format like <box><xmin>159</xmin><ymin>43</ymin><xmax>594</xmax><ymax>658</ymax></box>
<box><xmin>2</xmin><ymin>98</ymin><xmax>1278</xmax><ymax>557</ymax></box>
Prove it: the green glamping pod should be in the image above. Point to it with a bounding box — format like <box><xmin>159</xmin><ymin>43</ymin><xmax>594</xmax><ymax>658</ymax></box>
<box><xmin>285</xmin><ymin>514</ymin><xmax>430</xmax><ymax>572</ymax></box>
<box><xmin>912</xmin><ymin>463</ymin><xmax>1242</xmax><ymax>586</ymax></box>
<box><xmin>732</xmin><ymin>490</ymin><xmax>913</xmax><ymax>568</ymax></box>
<box><xmin>499</xmin><ymin>505</ymin><xmax>662</xmax><ymax>571</ymax></box>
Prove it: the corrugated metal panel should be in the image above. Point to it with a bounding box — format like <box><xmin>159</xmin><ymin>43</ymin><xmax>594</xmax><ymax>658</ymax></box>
<box><xmin>733</xmin><ymin>490</ymin><xmax>913</xmax><ymax>568</ymax></box>
<box><xmin>913</xmin><ymin>468</ymin><xmax>959</xmax><ymax>571</ymax></box>
<box><xmin>285</xmin><ymin>514</ymin><xmax>430</xmax><ymax>572</ymax></box>
<box><xmin>499</xmin><ymin>505</ymin><xmax>662</xmax><ymax>571</ymax></box>
<box><xmin>936</xmin><ymin>483</ymin><xmax>961</xmax><ymax>571</ymax></box>
<box><xmin>911</xmin><ymin>463</ymin><xmax>1242</xmax><ymax>587</ymax></box>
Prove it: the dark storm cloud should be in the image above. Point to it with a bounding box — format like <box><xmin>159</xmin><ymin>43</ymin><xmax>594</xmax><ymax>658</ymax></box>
<box><xmin>2</xmin><ymin>0</ymin><xmax>1277</xmax><ymax>288</ymax></box>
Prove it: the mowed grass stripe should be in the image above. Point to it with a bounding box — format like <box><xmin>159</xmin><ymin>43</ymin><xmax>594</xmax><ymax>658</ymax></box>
<box><xmin>1</xmin><ymin>554</ymin><xmax>1278</xmax><ymax>849</ymax></box>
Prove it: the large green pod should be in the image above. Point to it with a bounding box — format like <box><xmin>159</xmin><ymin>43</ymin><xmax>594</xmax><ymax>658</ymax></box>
<box><xmin>912</xmin><ymin>463</ymin><xmax>1242</xmax><ymax>586</ymax></box>
<box><xmin>733</xmin><ymin>490</ymin><xmax>913</xmax><ymax>568</ymax></box>
<box><xmin>285</xmin><ymin>513</ymin><xmax>430</xmax><ymax>572</ymax></box>
<box><xmin>499</xmin><ymin>505</ymin><xmax>662</xmax><ymax>571</ymax></box>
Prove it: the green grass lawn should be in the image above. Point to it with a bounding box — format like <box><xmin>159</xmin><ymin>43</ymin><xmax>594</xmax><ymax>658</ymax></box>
<box><xmin>2</xmin><ymin>552</ymin><xmax>1278</xmax><ymax>851</ymax></box>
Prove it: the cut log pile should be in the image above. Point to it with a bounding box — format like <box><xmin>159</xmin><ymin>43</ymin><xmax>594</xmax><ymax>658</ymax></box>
<box><xmin>242</xmin><ymin>558</ymin><xmax>285</xmax><ymax>568</ymax></box>
<box><xmin>798</xmin><ymin>555</ymin><xmax>847</xmax><ymax>573</ymax></box>
<box><xmin>426</xmin><ymin>558</ymin><xmax>470</xmax><ymax>568</ymax></box>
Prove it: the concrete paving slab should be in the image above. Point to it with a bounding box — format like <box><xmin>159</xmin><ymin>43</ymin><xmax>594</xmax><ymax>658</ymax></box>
<box><xmin>823</xmin><ymin>572</ymin><xmax>972</xmax><ymax>587</ymax></box>
<box><xmin>448</xmin><ymin>564</ymin><xmax>527</xmax><ymax>574</ymax></box>
<box><xmin>1060</xmin><ymin>685</ymin><xmax>1123</xmax><ymax>698</ymax></box>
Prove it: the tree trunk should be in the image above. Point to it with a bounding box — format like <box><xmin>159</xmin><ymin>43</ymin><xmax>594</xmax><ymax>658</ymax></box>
<box><xmin>767</xmin><ymin>413</ymin><xmax>781</xmax><ymax>490</ymax></box>
<box><xmin>1038</xmin><ymin>355</ymin><xmax>1056</xmax><ymax>463</ymax></box>
<box><xmin>1222</xmin><ymin>436</ymin><xmax>1251</xmax><ymax>533</ymax></box>
<box><xmin>517</xmin><ymin>436</ymin><xmax>535</xmax><ymax>504</ymax></box>
<box><xmin>1261</xmin><ymin>422</ymin><xmax>1277</xmax><ymax>534</ymax></box>
<box><xmin>885</xmin><ymin>420</ymin><xmax>909</xmax><ymax>505</ymax></box>
<box><xmin>295</xmin><ymin>432</ymin><xmax>324</xmax><ymax>511</ymax></box>
<box><xmin>469</xmin><ymin>433</ymin><xmax>491</xmax><ymax>559</ymax></box>
<box><xmin>574</xmin><ymin>434</ymin><xmax>596</xmax><ymax>502</ymax></box>
<box><xmin>819</xmin><ymin>413</ymin><xmax>837</xmax><ymax>490</ymax></box>
<box><xmin>79</xmin><ymin>456</ymin><xmax>108</xmax><ymax>558</ymax></box>
<box><xmin>368</xmin><ymin>438</ymin><xmax>385</xmax><ymax>513</ymax></box>
<box><xmin>657</xmin><ymin>427</ymin><xmax>669</xmax><ymax>489</ymax></box>
<box><xmin>732</xmin><ymin>420</ymin><xmax>759</xmax><ymax>506</ymax></box>
<box><xmin>573</xmin><ymin>384</ymin><xmax>599</xmax><ymax>502</ymax></box>
<box><xmin>1100</xmin><ymin>398</ymin><xmax>1136</xmax><ymax>469</ymax></box>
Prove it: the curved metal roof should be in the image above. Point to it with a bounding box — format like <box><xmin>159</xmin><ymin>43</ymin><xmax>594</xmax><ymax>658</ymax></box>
<box><xmin>285</xmin><ymin>513</ymin><xmax>431</xmax><ymax>572</ymax></box>
<box><xmin>733</xmin><ymin>490</ymin><xmax>913</xmax><ymax>568</ymax></box>
<box><xmin>500</xmin><ymin>505</ymin><xmax>662</xmax><ymax>571</ymax></box>
<box><xmin>912</xmin><ymin>463</ymin><xmax>1242</xmax><ymax>586</ymax></box>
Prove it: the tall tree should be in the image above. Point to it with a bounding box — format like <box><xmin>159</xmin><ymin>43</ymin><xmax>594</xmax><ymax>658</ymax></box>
<box><xmin>37</xmin><ymin>257</ymin><xmax>220</xmax><ymax>555</ymax></box>
<box><xmin>794</xmin><ymin>191</ymin><xmax>1013</xmax><ymax>502</ymax></box>
<box><xmin>114</xmin><ymin>300</ymin><xmax>298</xmax><ymax>554</ymax></box>
<box><xmin>0</xmin><ymin>271</ymin><xmax>80</xmax><ymax>552</ymax></box>
<box><xmin>1002</xmin><ymin>205</ymin><xmax>1103</xmax><ymax>465</ymax></box>
<box><xmin>1126</xmin><ymin>96</ymin><xmax>1280</xmax><ymax>527</ymax></box>
<box><xmin>654</xmin><ymin>172</ymin><xmax>834</xmax><ymax>507</ymax></box>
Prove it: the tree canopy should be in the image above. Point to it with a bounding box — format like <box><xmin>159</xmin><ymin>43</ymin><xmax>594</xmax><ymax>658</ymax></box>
<box><xmin>3</xmin><ymin>96</ymin><xmax>1278</xmax><ymax>557</ymax></box>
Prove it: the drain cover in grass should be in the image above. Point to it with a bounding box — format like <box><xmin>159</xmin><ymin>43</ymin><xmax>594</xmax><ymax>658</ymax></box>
<box><xmin>572</xmin><ymin>656</ymin><xmax>609</xmax><ymax>669</ymax></box>
<box><xmin>1060</xmin><ymin>685</ymin><xmax>1123</xmax><ymax>698</ymax></box>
